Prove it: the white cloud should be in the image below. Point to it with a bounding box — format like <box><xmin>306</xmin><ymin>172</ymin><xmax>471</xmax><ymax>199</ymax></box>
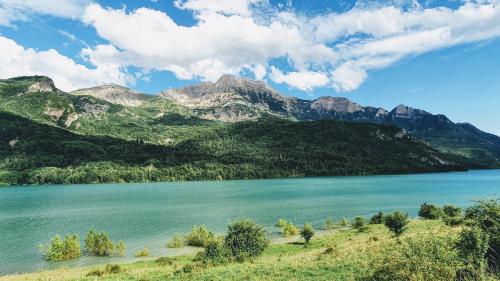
<box><xmin>174</xmin><ymin>0</ymin><xmax>263</xmax><ymax>16</ymax></box>
<box><xmin>331</xmin><ymin>62</ymin><xmax>367</xmax><ymax>92</ymax></box>
<box><xmin>81</xmin><ymin>3</ymin><xmax>325</xmax><ymax>83</ymax></box>
<box><xmin>3</xmin><ymin>0</ymin><xmax>500</xmax><ymax>92</ymax></box>
<box><xmin>0</xmin><ymin>36</ymin><xmax>130</xmax><ymax>91</ymax></box>
<box><xmin>270</xmin><ymin>67</ymin><xmax>330</xmax><ymax>91</ymax></box>
<box><xmin>0</xmin><ymin>0</ymin><xmax>91</xmax><ymax>26</ymax></box>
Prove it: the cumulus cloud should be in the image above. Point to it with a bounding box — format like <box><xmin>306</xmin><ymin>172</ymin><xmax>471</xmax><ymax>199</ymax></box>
<box><xmin>270</xmin><ymin>67</ymin><xmax>330</xmax><ymax>91</ymax></box>
<box><xmin>81</xmin><ymin>3</ymin><xmax>326</xmax><ymax>83</ymax></box>
<box><xmin>0</xmin><ymin>0</ymin><xmax>91</xmax><ymax>26</ymax></box>
<box><xmin>0</xmin><ymin>36</ymin><xmax>130</xmax><ymax>91</ymax></box>
<box><xmin>174</xmin><ymin>0</ymin><xmax>263</xmax><ymax>16</ymax></box>
<box><xmin>3</xmin><ymin>0</ymin><xmax>500</xmax><ymax>92</ymax></box>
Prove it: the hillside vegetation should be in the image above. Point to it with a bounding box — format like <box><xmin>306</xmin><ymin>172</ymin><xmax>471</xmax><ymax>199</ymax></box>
<box><xmin>0</xmin><ymin>76</ymin><xmax>466</xmax><ymax>185</ymax></box>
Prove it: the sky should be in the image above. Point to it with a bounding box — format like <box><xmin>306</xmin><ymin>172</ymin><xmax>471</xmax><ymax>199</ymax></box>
<box><xmin>0</xmin><ymin>0</ymin><xmax>499</xmax><ymax>135</ymax></box>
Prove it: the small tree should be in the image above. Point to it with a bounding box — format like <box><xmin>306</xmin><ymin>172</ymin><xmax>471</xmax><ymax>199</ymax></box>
<box><xmin>167</xmin><ymin>234</ymin><xmax>185</xmax><ymax>248</ymax></box>
<box><xmin>224</xmin><ymin>219</ymin><xmax>269</xmax><ymax>262</ymax></box>
<box><xmin>370</xmin><ymin>211</ymin><xmax>385</xmax><ymax>224</ymax></box>
<box><xmin>44</xmin><ymin>234</ymin><xmax>81</xmax><ymax>261</ymax></box>
<box><xmin>456</xmin><ymin>227</ymin><xmax>489</xmax><ymax>278</ymax></box>
<box><xmin>200</xmin><ymin>239</ymin><xmax>230</xmax><ymax>265</ymax></box>
<box><xmin>276</xmin><ymin>218</ymin><xmax>287</xmax><ymax>228</ymax></box>
<box><xmin>186</xmin><ymin>225</ymin><xmax>215</xmax><ymax>247</ymax></box>
<box><xmin>115</xmin><ymin>240</ymin><xmax>126</xmax><ymax>257</ymax></box>
<box><xmin>443</xmin><ymin>205</ymin><xmax>462</xmax><ymax>217</ymax></box>
<box><xmin>300</xmin><ymin>223</ymin><xmax>315</xmax><ymax>246</ymax></box>
<box><xmin>85</xmin><ymin>229</ymin><xmax>114</xmax><ymax>256</ymax></box>
<box><xmin>418</xmin><ymin>202</ymin><xmax>443</xmax><ymax>219</ymax></box>
<box><xmin>384</xmin><ymin>211</ymin><xmax>409</xmax><ymax>237</ymax></box>
<box><xmin>324</xmin><ymin>217</ymin><xmax>335</xmax><ymax>230</ymax></box>
<box><xmin>352</xmin><ymin>216</ymin><xmax>366</xmax><ymax>229</ymax></box>
<box><xmin>282</xmin><ymin>221</ymin><xmax>299</xmax><ymax>236</ymax></box>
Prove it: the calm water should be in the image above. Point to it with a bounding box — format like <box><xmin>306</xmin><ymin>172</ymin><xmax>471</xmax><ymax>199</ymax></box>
<box><xmin>1</xmin><ymin>170</ymin><xmax>499</xmax><ymax>275</ymax></box>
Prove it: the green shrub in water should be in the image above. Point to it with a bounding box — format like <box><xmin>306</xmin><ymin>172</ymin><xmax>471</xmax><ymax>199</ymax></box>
<box><xmin>44</xmin><ymin>234</ymin><xmax>81</xmax><ymax>261</ymax></box>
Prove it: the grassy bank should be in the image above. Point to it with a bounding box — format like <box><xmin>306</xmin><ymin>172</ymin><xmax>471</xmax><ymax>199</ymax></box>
<box><xmin>1</xmin><ymin>220</ymin><xmax>495</xmax><ymax>281</ymax></box>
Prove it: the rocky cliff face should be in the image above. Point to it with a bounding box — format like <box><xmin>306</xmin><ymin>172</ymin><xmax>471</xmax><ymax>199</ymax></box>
<box><xmin>71</xmin><ymin>84</ymin><xmax>151</xmax><ymax>107</ymax></box>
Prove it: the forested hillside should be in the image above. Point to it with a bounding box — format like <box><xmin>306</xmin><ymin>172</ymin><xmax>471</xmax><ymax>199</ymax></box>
<box><xmin>0</xmin><ymin>76</ymin><xmax>469</xmax><ymax>185</ymax></box>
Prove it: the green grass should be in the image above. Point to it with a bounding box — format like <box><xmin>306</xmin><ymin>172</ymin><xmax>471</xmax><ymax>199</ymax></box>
<box><xmin>3</xmin><ymin>220</ymin><xmax>491</xmax><ymax>281</ymax></box>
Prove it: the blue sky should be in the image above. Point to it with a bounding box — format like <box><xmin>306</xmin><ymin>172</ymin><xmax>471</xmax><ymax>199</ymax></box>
<box><xmin>0</xmin><ymin>0</ymin><xmax>499</xmax><ymax>135</ymax></box>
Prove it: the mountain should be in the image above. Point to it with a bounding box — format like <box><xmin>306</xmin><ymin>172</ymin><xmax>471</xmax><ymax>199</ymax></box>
<box><xmin>71</xmin><ymin>84</ymin><xmax>153</xmax><ymax>107</ymax></box>
<box><xmin>0</xmin><ymin>76</ymin><xmax>465</xmax><ymax>185</ymax></box>
<box><xmin>160</xmin><ymin>75</ymin><xmax>500</xmax><ymax>166</ymax></box>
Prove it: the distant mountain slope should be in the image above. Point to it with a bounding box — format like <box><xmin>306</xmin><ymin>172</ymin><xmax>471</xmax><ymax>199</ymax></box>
<box><xmin>0</xmin><ymin>76</ymin><xmax>467</xmax><ymax>185</ymax></box>
<box><xmin>71</xmin><ymin>84</ymin><xmax>153</xmax><ymax>107</ymax></box>
<box><xmin>160</xmin><ymin>75</ymin><xmax>500</xmax><ymax>166</ymax></box>
<box><xmin>0</xmin><ymin>111</ymin><xmax>464</xmax><ymax>185</ymax></box>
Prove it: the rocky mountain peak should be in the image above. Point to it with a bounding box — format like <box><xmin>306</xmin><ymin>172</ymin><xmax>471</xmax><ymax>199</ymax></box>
<box><xmin>70</xmin><ymin>84</ymin><xmax>148</xmax><ymax>107</ymax></box>
<box><xmin>310</xmin><ymin>97</ymin><xmax>363</xmax><ymax>113</ymax></box>
<box><xmin>389</xmin><ymin>104</ymin><xmax>430</xmax><ymax>119</ymax></box>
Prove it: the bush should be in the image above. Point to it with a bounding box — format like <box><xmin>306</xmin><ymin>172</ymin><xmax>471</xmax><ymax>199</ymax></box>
<box><xmin>104</xmin><ymin>264</ymin><xmax>121</xmax><ymax>274</ymax></box>
<box><xmin>456</xmin><ymin>227</ymin><xmax>490</xmax><ymax>278</ymax></box>
<box><xmin>224</xmin><ymin>219</ymin><xmax>269</xmax><ymax>262</ymax></box>
<box><xmin>443</xmin><ymin>216</ymin><xmax>464</xmax><ymax>227</ymax></box>
<box><xmin>85</xmin><ymin>229</ymin><xmax>114</xmax><ymax>256</ymax></box>
<box><xmin>186</xmin><ymin>225</ymin><xmax>215</xmax><ymax>247</ymax></box>
<box><xmin>300</xmin><ymin>223</ymin><xmax>315</xmax><ymax>245</ymax></box>
<box><xmin>464</xmin><ymin>199</ymin><xmax>499</xmax><ymax>272</ymax></box>
<box><xmin>115</xmin><ymin>240</ymin><xmax>126</xmax><ymax>257</ymax></box>
<box><xmin>156</xmin><ymin>256</ymin><xmax>173</xmax><ymax>266</ymax></box>
<box><xmin>200</xmin><ymin>239</ymin><xmax>230</xmax><ymax>265</ymax></box>
<box><xmin>324</xmin><ymin>217</ymin><xmax>335</xmax><ymax>230</ymax></box>
<box><xmin>44</xmin><ymin>234</ymin><xmax>81</xmax><ymax>261</ymax></box>
<box><xmin>352</xmin><ymin>216</ymin><xmax>366</xmax><ymax>229</ymax></box>
<box><xmin>282</xmin><ymin>221</ymin><xmax>299</xmax><ymax>236</ymax></box>
<box><xmin>384</xmin><ymin>211</ymin><xmax>409</xmax><ymax>237</ymax></box>
<box><xmin>135</xmin><ymin>248</ymin><xmax>150</xmax><ymax>257</ymax></box>
<box><xmin>167</xmin><ymin>234</ymin><xmax>185</xmax><ymax>248</ymax></box>
<box><xmin>370</xmin><ymin>211</ymin><xmax>385</xmax><ymax>224</ymax></box>
<box><xmin>418</xmin><ymin>202</ymin><xmax>443</xmax><ymax>219</ymax></box>
<box><xmin>276</xmin><ymin>218</ymin><xmax>287</xmax><ymax>228</ymax></box>
<box><xmin>443</xmin><ymin>205</ymin><xmax>462</xmax><ymax>217</ymax></box>
<box><xmin>371</xmin><ymin>236</ymin><xmax>461</xmax><ymax>281</ymax></box>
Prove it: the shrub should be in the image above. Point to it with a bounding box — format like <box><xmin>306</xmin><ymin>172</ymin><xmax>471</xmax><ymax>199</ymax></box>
<box><xmin>464</xmin><ymin>199</ymin><xmax>499</xmax><ymax>271</ymax></box>
<box><xmin>186</xmin><ymin>225</ymin><xmax>215</xmax><ymax>247</ymax></box>
<box><xmin>338</xmin><ymin>218</ymin><xmax>348</xmax><ymax>227</ymax></box>
<box><xmin>167</xmin><ymin>234</ymin><xmax>185</xmax><ymax>248</ymax></box>
<box><xmin>370</xmin><ymin>211</ymin><xmax>385</xmax><ymax>224</ymax></box>
<box><xmin>44</xmin><ymin>234</ymin><xmax>81</xmax><ymax>261</ymax></box>
<box><xmin>352</xmin><ymin>216</ymin><xmax>366</xmax><ymax>229</ymax></box>
<box><xmin>104</xmin><ymin>264</ymin><xmax>121</xmax><ymax>274</ymax></box>
<box><xmin>135</xmin><ymin>248</ymin><xmax>150</xmax><ymax>257</ymax></box>
<box><xmin>384</xmin><ymin>211</ymin><xmax>409</xmax><ymax>237</ymax></box>
<box><xmin>443</xmin><ymin>205</ymin><xmax>462</xmax><ymax>217</ymax></box>
<box><xmin>443</xmin><ymin>216</ymin><xmax>464</xmax><ymax>227</ymax></box>
<box><xmin>300</xmin><ymin>223</ymin><xmax>315</xmax><ymax>245</ymax></box>
<box><xmin>371</xmin><ymin>236</ymin><xmax>462</xmax><ymax>281</ymax></box>
<box><xmin>183</xmin><ymin>263</ymin><xmax>194</xmax><ymax>273</ymax></box>
<box><xmin>85</xmin><ymin>229</ymin><xmax>114</xmax><ymax>256</ymax></box>
<box><xmin>282</xmin><ymin>221</ymin><xmax>299</xmax><ymax>236</ymax></box>
<box><xmin>115</xmin><ymin>240</ymin><xmax>125</xmax><ymax>257</ymax></box>
<box><xmin>456</xmin><ymin>227</ymin><xmax>490</xmax><ymax>278</ymax></box>
<box><xmin>156</xmin><ymin>256</ymin><xmax>173</xmax><ymax>266</ymax></box>
<box><xmin>200</xmin><ymin>239</ymin><xmax>230</xmax><ymax>265</ymax></box>
<box><xmin>276</xmin><ymin>218</ymin><xmax>287</xmax><ymax>228</ymax></box>
<box><xmin>224</xmin><ymin>219</ymin><xmax>269</xmax><ymax>262</ymax></box>
<box><xmin>418</xmin><ymin>202</ymin><xmax>443</xmax><ymax>219</ymax></box>
<box><xmin>324</xmin><ymin>217</ymin><xmax>335</xmax><ymax>230</ymax></box>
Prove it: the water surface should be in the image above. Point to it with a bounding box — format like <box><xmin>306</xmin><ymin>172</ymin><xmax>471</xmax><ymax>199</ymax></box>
<box><xmin>0</xmin><ymin>170</ymin><xmax>499</xmax><ymax>275</ymax></box>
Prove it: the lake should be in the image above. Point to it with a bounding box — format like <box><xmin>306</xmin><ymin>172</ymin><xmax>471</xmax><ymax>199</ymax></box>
<box><xmin>0</xmin><ymin>170</ymin><xmax>499</xmax><ymax>276</ymax></box>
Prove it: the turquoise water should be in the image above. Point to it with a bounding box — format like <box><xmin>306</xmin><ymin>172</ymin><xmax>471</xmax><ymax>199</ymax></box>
<box><xmin>0</xmin><ymin>170</ymin><xmax>499</xmax><ymax>275</ymax></box>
